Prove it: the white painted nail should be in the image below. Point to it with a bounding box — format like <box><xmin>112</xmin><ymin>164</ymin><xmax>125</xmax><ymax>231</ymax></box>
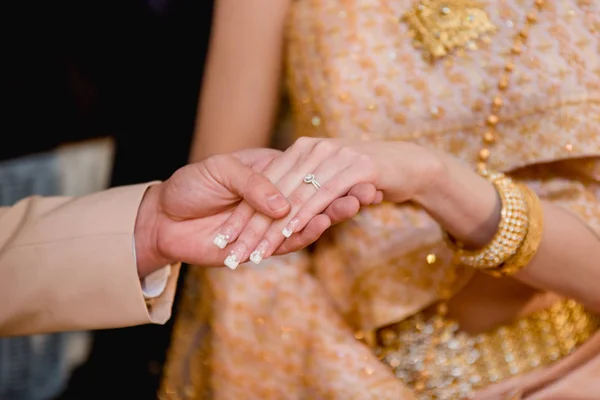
<box><xmin>249</xmin><ymin>241</ymin><xmax>269</xmax><ymax>265</ymax></box>
<box><xmin>224</xmin><ymin>253</ymin><xmax>239</xmax><ymax>270</ymax></box>
<box><xmin>223</xmin><ymin>245</ymin><xmax>246</xmax><ymax>270</ymax></box>
<box><xmin>249</xmin><ymin>251</ymin><xmax>263</xmax><ymax>265</ymax></box>
<box><xmin>213</xmin><ymin>233</ymin><xmax>230</xmax><ymax>249</ymax></box>
<box><xmin>282</xmin><ymin>227</ymin><xmax>293</xmax><ymax>238</ymax></box>
<box><xmin>282</xmin><ymin>218</ymin><xmax>299</xmax><ymax>238</ymax></box>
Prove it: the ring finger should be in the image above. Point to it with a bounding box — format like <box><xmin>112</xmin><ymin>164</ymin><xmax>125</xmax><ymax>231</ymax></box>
<box><xmin>248</xmin><ymin>160</ymin><xmax>365</xmax><ymax>263</ymax></box>
<box><xmin>221</xmin><ymin>148</ymin><xmax>339</xmax><ymax>268</ymax></box>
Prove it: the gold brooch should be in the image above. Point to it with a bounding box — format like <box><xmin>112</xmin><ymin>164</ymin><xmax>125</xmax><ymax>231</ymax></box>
<box><xmin>402</xmin><ymin>0</ymin><xmax>497</xmax><ymax>61</ymax></box>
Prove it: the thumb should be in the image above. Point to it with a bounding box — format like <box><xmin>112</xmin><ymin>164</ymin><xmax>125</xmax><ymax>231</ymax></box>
<box><xmin>214</xmin><ymin>154</ymin><xmax>291</xmax><ymax>219</ymax></box>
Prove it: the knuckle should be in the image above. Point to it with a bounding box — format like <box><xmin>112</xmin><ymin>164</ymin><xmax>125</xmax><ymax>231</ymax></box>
<box><xmin>362</xmin><ymin>186</ymin><xmax>377</xmax><ymax>204</ymax></box>
<box><xmin>240</xmin><ymin>224</ymin><xmax>262</xmax><ymax>242</ymax></box>
<box><xmin>338</xmin><ymin>145</ymin><xmax>359</xmax><ymax>159</ymax></box>
<box><xmin>290</xmin><ymin>137</ymin><xmax>319</xmax><ymax>163</ymax></box>
<box><xmin>247</xmin><ymin>171</ymin><xmax>267</xmax><ymax>189</ymax></box>
<box><xmin>226</xmin><ymin>216</ymin><xmax>245</xmax><ymax>234</ymax></box>
<box><xmin>288</xmin><ymin>191</ymin><xmax>306</xmax><ymax>207</ymax></box>
<box><xmin>319</xmin><ymin>183</ymin><xmax>336</xmax><ymax>198</ymax></box>
<box><xmin>200</xmin><ymin>155</ymin><xmax>220</xmax><ymax>176</ymax></box>
<box><xmin>294</xmin><ymin>136</ymin><xmax>316</xmax><ymax>149</ymax></box>
<box><xmin>276</xmin><ymin>240</ymin><xmax>293</xmax><ymax>255</ymax></box>
<box><xmin>314</xmin><ymin>139</ymin><xmax>339</xmax><ymax>156</ymax></box>
<box><xmin>239</xmin><ymin>174</ymin><xmax>257</xmax><ymax>198</ymax></box>
<box><xmin>333</xmin><ymin>198</ymin><xmax>359</xmax><ymax>219</ymax></box>
<box><xmin>207</xmin><ymin>153</ymin><xmax>229</xmax><ymax>168</ymax></box>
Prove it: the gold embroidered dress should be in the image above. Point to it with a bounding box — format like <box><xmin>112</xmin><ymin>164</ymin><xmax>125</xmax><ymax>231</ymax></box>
<box><xmin>161</xmin><ymin>0</ymin><xmax>600</xmax><ymax>398</ymax></box>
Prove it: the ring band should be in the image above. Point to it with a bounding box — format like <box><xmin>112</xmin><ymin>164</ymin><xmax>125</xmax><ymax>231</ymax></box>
<box><xmin>303</xmin><ymin>174</ymin><xmax>321</xmax><ymax>190</ymax></box>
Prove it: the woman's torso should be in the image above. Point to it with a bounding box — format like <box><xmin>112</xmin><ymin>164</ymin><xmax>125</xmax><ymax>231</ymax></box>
<box><xmin>284</xmin><ymin>0</ymin><xmax>600</xmax><ymax>333</ymax></box>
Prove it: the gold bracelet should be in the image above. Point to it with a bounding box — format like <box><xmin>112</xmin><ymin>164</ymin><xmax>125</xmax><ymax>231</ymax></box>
<box><xmin>485</xmin><ymin>184</ymin><xmax>544</xmax><ymax>277</ymax></box>
<box><xmin>443</xmin><ymin>173</ymin><xmax>529</xmax><ymax>270</ymax></box>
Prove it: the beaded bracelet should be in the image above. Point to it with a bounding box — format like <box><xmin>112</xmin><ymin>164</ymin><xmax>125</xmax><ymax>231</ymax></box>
<box><xmin>443</xmin><ymin>173</ymin><xmax>529</xmax><ymax>270</ymax></box>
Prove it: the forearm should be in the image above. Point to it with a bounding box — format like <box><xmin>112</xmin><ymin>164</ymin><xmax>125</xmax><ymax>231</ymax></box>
<box><xmin>188</xmin><ymin>0</ymin><xmax>290</xmax><ymax>163</ymax></box>
<box><xmin>417</xmin><ymin>153</ymin><xmax>600</xmax><ymax>312</ymax></box>
<box><xmin>189</xmin><ymin>119</ymin><xmax>274</xmax><ymax>162</ymax></box>
<box><xmin>0</xmin><ymin>185</ymin><xmax>163</xmax><ymax>335</ymax></box>
<box><xmin>189</xmin><ymin>87</ymin><xmax>277</xmax><ymax>161</ymax></box>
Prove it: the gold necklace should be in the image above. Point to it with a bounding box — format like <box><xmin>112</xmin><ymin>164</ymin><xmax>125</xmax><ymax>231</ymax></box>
<box><xmin>475</xmin><ymin>1</ymin><xmax>545</xmax><ymax>173</ymax></box>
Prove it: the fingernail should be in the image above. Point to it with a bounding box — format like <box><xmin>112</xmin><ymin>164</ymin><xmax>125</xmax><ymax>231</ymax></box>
<box><xmin>224</xmin><ymin>245</ymin><xmax>246</xmax><ymax>270</ymax></box>
<box><xmin>282</xmin><ymin>218</ymin><xmax>299</xmax><ymax>238</ymax></box>
<box><xmin>213</xmin><ymin>234</ymin><xmax>229</xmax><ymax>249</ymax></box>
<box><xmin>213</xmin><ymin>227</ymin><xmax>234</xmax><ymax>249</ymax></box>
<box><xmin>249</xmin><ymin>240</ymin><xmax>269</xmax><ymax>265</ymax></box>
<box><xmin>267</xmin><ymin>194</ymin><xmax>288</xmax><ymax>211</ymax></box>
<box><xmin>224</xmin><ymin>254</ymin><xmax>239</xmax><ymax>270</ymax></box>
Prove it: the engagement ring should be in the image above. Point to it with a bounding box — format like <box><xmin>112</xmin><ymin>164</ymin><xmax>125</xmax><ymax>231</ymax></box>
<box><xmin>303</xmin><ymin>174</ymin><xmax>321</xmax><ymax>190</ymax></box>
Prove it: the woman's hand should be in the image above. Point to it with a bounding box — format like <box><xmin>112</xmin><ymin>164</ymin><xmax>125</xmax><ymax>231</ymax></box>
<box><xmin>135</xmin><ymin>147</ymin><xmax>375</xmax><ymax>275</ymax></box>
<box><xmin>212</xmin><ymin>137</ymin><xmax>443</xmax><ymax>268</ymax></box>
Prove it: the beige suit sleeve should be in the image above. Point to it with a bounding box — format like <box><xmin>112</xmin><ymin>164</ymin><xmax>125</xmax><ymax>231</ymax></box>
<box><xmin>0</xmin><ymin>183</ymin><xmax>180</xmax><ymax>337</ymax></box>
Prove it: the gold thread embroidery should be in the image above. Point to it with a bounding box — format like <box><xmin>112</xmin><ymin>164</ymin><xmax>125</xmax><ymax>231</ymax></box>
<box><xmin>402</xmin><ymin>0</ymin><xmax>497</xmax><ymax>61</ymax></box>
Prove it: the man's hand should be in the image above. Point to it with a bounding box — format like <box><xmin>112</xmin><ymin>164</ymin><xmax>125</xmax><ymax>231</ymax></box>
<box><xmin>134</xmin><ymin>149</ymin><xmax>373</xmax><ymax>277</ymax></box>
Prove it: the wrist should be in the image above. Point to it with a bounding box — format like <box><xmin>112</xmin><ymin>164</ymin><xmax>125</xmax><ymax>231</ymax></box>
<box><xmin>414</xmin><ymin>153</ymin><xmax>501</xmax><ymax>248</ymax></box>
<box><xmin>134</xmin><ymin>184</ymin><xmax>172</xmax><ymax>278</ymax></box>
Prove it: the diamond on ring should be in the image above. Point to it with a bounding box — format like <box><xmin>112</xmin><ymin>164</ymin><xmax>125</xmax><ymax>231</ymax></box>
<box><xmin>303</xmin><ymin>174</ymin><xmax>321</xmax><ymax>190</ymax></box>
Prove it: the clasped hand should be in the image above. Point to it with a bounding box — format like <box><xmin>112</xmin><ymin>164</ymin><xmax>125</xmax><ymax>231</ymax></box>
<box><xmin>212</xmin><ymin>137</ymin><xmax>441</xmax><ymax>269</ymax></box>
<box><xmin>134</xmin><ymin>137</ymin><xmax>442</xmax><ymax>276</ymax></box>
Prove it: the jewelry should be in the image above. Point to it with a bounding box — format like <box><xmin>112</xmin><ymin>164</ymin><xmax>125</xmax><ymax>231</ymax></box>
<box><xmin>376</xmin><ymin>299</ymin><xmax>599</xmax><ymax>400</ymax></box>
<box><xmin>402</xmin><ymin>0</ymin><xmax>497</xmax><ymax>61</ymax></box>
<box><xmin>443</xmin><ymin>173</ymin><xmax>529</xmax><ymax>270</ymax></box>
<box><xmin>303</xmin><ymin>173</ymin><xmax>321</xmax><ymax>190</ymax></box>
<box><xmin>485</xmin><ymin>183</ymin><xmax>544</xmax><ymax>277</ymax></box>
<box><xmin>375</xmin><ymin>2</ymin><xmax>596</xmax><ymax>399</ymax></box>
<box><xmin>475</xmin><ymin>1</ymin><xmax>546</xmax><ymax>174</ymax></box>
<box><xmin>439</xmin><ymin>0</ymin><xmax>546</xmax><ymax>274</ymax></box>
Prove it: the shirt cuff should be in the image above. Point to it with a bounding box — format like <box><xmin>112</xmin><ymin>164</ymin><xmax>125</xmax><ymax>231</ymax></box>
<box><xmin>141</xmin><ymin>265</ymin><xmax>171</xmax><ymax>299</ymax></box>
<box><xmin>132</xmin><ymin>236</ymin><xmax>171</xmax><ymax>299</ymax></box>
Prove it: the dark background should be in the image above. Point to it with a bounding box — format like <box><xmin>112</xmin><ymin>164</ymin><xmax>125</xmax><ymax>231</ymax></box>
<box><xmin>4</xmin><ymin>0</ymin><xmax>214</xmax><ymax>398</ymax></box>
